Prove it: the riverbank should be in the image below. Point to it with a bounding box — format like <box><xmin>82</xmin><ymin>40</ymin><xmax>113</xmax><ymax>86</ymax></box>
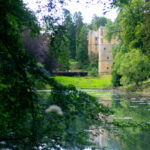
<box><xmin>54</xmin><ymin>75</ymin><xmax>112</xmax><ymax>89</ymax></box>
<box><xmin>118</xmin><ymin>78</ymin><xmax>150</xmax><ymax>96</ymax></box>
<box><xmin>37</xmin><ymin>74</ymin><xmax>150</xmax><ymax>95</ymax></box>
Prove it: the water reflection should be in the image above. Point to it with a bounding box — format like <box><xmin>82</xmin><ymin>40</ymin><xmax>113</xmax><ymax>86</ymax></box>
<box><xmin>82</xmin><ymin>89</ymin><xmax>150</xmax><ymax>150</ymax></box>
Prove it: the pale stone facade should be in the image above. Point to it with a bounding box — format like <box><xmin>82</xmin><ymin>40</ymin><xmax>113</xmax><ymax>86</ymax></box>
<box><xmin>88</xmin><ymin>30</ymin><xmax>99</xmax><ymax>59</ymax></box>
<box><xmin>88</xmin><ymin>27</ymin><xmax>117</xmax><ymax>74</ymax></box>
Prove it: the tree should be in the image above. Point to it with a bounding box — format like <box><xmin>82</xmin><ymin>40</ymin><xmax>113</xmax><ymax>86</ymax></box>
<box><xmin>22</xmin><ymin>31</ymin><xmax>59</xmax><ymax>73</ymax></box>
<box><xmin>108</xmin><ymin>0</ymin><xmax>150</xmax><ymax>86</ymax></box>
<box><xmin>58</xmin><ymin>35</ymin><xmax>70</xmax><ymax>70</ymax></box>
<box><xmin>105</xmin><ymin>19</ymin><xmax>122</xmax><ymax>42</ymax></box>
<box><xmin>63</xmin><ymin>9</ymin><xmax>76</xmax><ymax>59</ymax></box>
<box><xmin>118</xmin><ymin>0</ymin><xmax>144</xmax><ymax>49</ymax></box>
<box><xmin>111</xmin><ymin>41</ymin><xmax>128</xmax><ymax>87</ymax></box>
<box><xmin>90</xmin><ymin>15</ymin><xmax>108</xmax><ymax>30</ymax></box>
<box><xmin>0</xmin><ymin>0</ymin><xmax>41</xmax><ymax>148</ymax></box>
<box><xmin>73</xmin><ymin>12</ymin><xmax>84</xmax><ymax>59</ymax></box>
<box><xmin>49</xmin><ymin>25</ymin><xmax>70</xmax><ymax>71</ymax></box>
<box><xmin>111</xmin><ymin>0</ymin><xmax>131</xmax><ymax>7</ymax></box>
<box><xmin>118</xmin><ymin>49</ymin><xmax>150</xmax><ymax>85</ymax></box>
<box><xmin>76</xmin><ymin>25</ymin><xmax>89</xmax><ymax>68</ymax></box>
<box><xmin>142</xmin><ymin>0</ymin><xmax>150</xmax><ymax>58</ymax></box>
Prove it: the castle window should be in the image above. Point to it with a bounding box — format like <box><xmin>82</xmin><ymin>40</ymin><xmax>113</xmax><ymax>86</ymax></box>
<box><xmin>107</xmin><ymin>56</ymin><xmax>109</xmax><ymax>60</ymax></box>
<box><xmin>95</xmin><ymin>37</ymin><xmax>98</xmax><ymax>41</ymax></box>
<box><xmin>107</xmin><ymin>67</ymin><xmax>109</xmax><ymax>70</ymax></box>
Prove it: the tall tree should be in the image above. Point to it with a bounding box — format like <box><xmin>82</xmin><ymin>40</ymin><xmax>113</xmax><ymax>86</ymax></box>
<box><xmin>0</xmin><ymin>0</ymin><xmax>41</xmax><ymax>147</ymax></box>
<box><xmin>90</xmin><ymin>15</ymin><xmax>108</xmax><ymax>30</ymax></box>
<box><xmin>49</xmin><ymin>25</ymin><xmax>70</xmax><ymax>70</ymax></box>
<box><xmin>22</xmin><ymin>32</ymin><xmax>59</xmax><ymax>73</ymax></box>
<box><xmin>76</xmin><ymin>25</ymin><xmax>89</xmax><ymax>67</ymax></box>
<box><xmin>142</xmin><ymin>0</ymin><xmax>150</xmax><ymax>58</ymax></box>
<box><xmin>109</xmin><ymin>0</ymin><xmax>150</xmax><ymax>86</ymax></box>
<box><xmin>63</xmin><ymin>9</ymin><xmax>76</xmax><ymax>59</ymax></box>
<box><xmin>105</xmin><ymin>19</ymin><xmax>122</xmax><ymax>42</ymax></box>
<box><xmin>73</xmin><ymin>11</ymin><xmax>84</xmax><ymax>59</ymax></box>
<box><xmin>118</xmin><ymin>49</ymin><xmax>150</xmax><ymax>85</ymax></box>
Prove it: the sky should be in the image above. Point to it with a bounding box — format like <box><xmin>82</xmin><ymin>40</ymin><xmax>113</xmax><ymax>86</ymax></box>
<box><xmin>23</xmin><ymin>0</ymin><xmax>118</xmax><ymax>24</ymax></box>
<box><xmin>64</xmin><ymin>1</ymin><xmax>118</xmax><ymax>23</ymax></box>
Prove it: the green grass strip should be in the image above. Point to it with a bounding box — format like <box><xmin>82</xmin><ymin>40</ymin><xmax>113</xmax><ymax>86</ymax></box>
<box><xmin>54</xmin><ymin>75</ymin><xmax>112</xmax><ymax>89</ymax></box>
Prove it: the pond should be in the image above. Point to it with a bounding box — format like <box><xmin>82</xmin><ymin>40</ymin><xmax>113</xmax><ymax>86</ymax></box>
<box><xmin>81</xmin><ymin>89</ymin><xmax>150</xmax><ymax>150</ymax></box>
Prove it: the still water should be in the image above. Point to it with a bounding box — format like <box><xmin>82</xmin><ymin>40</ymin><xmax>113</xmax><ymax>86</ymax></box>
<box><xmin>81</xmin><ymin>89</ymin><xmax>150</xmax><ymax>150</ymax></box>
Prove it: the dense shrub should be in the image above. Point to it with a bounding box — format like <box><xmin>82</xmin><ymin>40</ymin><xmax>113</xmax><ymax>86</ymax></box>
<box><xmin>88</xmin><ymin>67</ymin><xmax>98</xmax><ymax>76</ymax></box>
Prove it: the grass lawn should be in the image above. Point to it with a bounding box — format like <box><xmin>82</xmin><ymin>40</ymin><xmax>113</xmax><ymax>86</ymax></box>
<box><xmin>54</xmin><ymin>75</ymin><xmax>112</xmax><ymax>89</ymax></box>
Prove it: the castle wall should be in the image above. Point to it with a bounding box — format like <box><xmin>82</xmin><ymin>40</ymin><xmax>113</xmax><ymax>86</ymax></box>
<box><xmin>88</xmin><ymin>27</ymin><xmax>117</xmax><ymax>74</ymax></box>
<box><xmin>88</xmin><ymin>30</ymin><xmax>99</xmax><ymax>59</ymax></box>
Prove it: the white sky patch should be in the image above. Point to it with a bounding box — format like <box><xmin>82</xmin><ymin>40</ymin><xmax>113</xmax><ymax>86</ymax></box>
<box><xmin>64</xmin><ymin>1</ymin><xmax>118</xmax><ymax>23</ymax></box>
<box><xmin>23</xmin><ymin>0</ymin><xmax>118</xmax><ymax>24</ymax></box>
<box><xmin>23</xmin><ymin>0</ymin><xmax>49</xmax><ymax>23</ymax></box>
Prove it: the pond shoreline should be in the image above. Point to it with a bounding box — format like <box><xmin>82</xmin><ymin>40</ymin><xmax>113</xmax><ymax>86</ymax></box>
<box><xmin>117</xmin><ymin>87</ymin><xmax>150</xmax><ymax>96</ymax></box>
<box><xmin>81</xmin><ymin>88</ymin><xmax>150</xmax><ymax>98</ymax></box>
<box><xmin>38</xmin><ymin>87</ymin><xmax>150</xmax><ymax>96</ymax></box>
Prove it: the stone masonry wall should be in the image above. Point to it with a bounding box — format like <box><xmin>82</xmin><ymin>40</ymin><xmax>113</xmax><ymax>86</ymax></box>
<box><xmin>88</xmin><ymin>26</ymin><xmax>117</xmax><ymax>74</ymax></box>
<box><xmin>88</xmin><ymin>30</ymin><xmax>99</xmax><ymax>59</ymax></box>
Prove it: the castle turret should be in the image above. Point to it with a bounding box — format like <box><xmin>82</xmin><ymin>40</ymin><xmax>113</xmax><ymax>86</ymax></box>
<box><xmin>98</xmin><ymin>27</ymin><xmax>113</xmax><ymax>74</ymax></box>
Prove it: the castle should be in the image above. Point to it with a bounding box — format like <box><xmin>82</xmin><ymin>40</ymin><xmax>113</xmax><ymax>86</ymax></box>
<box><xmin>88</xmin><ymin>27</ymin><xmax>117</xmax><ymax>74</ymax></box>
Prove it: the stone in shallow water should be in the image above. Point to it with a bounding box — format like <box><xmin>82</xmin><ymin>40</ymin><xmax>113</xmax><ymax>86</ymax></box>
<box><xmin>117</xmin><ymin>117</ymin><xmax>133</xmax><ymax>120</ymax></box>
<box><xmin>113</xmin><ymin>98</ymin><xmax>120</xmax><ymax>101</ymax></box>
<box><xmin>83</xmin><ymin>129</ymin><xmax>92</xmax><ymax>133</ymax></box>
<box><xmin>131</xmin><ymin>98</ymin><xmax>136</xmax><ymax>101</ymax></box>
<box><xmin>140</xmin><ymin>98</ymin><xmax>146</xmax><ymax>101</ymax></box>
<box><xmin>130</xmin><ymin>106</ymin><xmax>138</xmax><ymax>108</ymax></box>
<box><xmin>131</xmin><ymin>100</ymin><xmax>137</xmax><ymax>103</ymax></box>
<box><xmin>107</xmin><ymin>115</ymin><xmax>115</xmax><ymax>122</ymax></box>
<box><xmin>139</xmin><ymin>103</ymin><xmax>147</xmax><ymax>105</ymax></box>
<box><xmin>136</xmin><ymin>100</ymin><xmax>145</xmax><ymax>103</ymax></box>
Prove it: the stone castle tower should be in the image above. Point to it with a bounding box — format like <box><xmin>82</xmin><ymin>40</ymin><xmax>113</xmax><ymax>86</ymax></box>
<box><xmin>88</xmin><ymin>27</ymin><xmax>117</xmax><ymax>74</ymax></box>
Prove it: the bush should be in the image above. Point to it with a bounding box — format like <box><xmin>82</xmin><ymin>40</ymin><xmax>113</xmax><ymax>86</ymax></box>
<box><xmin>88</xmin><ymin>67</ymin><xmax>98</xmax><ymax>76</ymax></box>
<box><xmin>119</xmin><ymin>49</ymin><xmax>150</xmax><ymax>86</ymax></box>
<box><xmin>89</xmin><ymin>59</ymin><xmax>98</xmax><ymax>69</ymax></box>
<box><xmin>111</xmin><ymin>66</ymin><xmax>122</xmax><ymax>87</ymax></box>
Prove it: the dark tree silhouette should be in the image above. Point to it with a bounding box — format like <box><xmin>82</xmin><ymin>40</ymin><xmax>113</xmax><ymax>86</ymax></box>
<box><xmin>22</xmin><ymin>32</ymin><xmax>60</xmax><ymax>73</ymax></box>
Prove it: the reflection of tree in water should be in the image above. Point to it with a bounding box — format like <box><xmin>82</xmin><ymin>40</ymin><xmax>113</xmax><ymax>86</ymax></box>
<box><xmin>111</xmin><ymin>93</ymin><xmax>122</xmax><ymax>108</ymax></box>
<box><xmin>107</xmin><ymin>92</ymin><xmax>150</xmax><ymax>150</ymax></box>
<box><xmin>108</xmin><ymin>128</ymin><xmax>150</xmax><ymax>150</ymax></box>
<box><xmin>111</xmin><ymin>93</ymin><xmax>150</xmax><ymax>122</ymax></box>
